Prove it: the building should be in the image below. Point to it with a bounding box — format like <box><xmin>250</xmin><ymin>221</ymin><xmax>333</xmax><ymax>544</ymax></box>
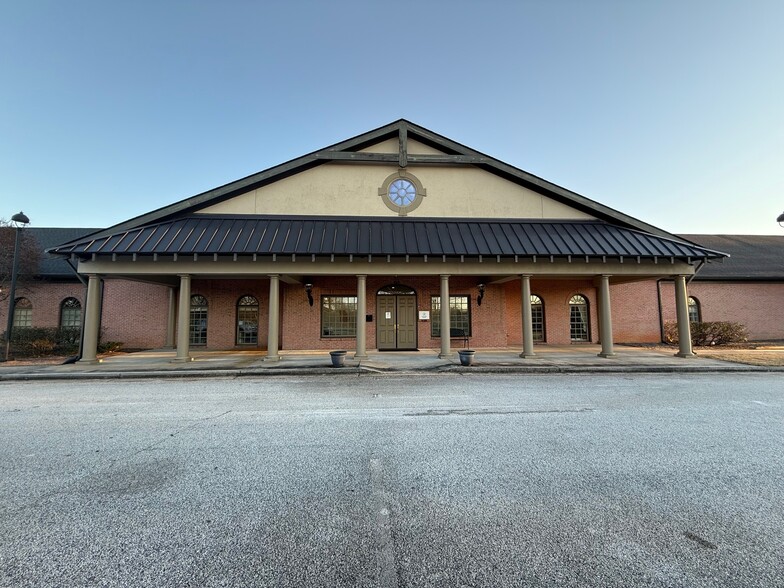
<box><xmin>34</xmin><ymin>120</ymin><xmax>738</xmax><ymax>363</ymax></box>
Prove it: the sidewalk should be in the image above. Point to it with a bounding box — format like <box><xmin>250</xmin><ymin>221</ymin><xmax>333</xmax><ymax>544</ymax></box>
<box><xmin>1</xmin><ymin>345</ymin><xmax>780</xmax><ymax>381</ymax></box>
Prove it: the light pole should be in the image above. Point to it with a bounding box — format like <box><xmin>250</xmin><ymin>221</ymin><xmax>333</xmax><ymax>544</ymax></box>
<box><xmin>2</xmin><ymin>211</ymin><xmax>30</xmax><ymax>362</ymax></box>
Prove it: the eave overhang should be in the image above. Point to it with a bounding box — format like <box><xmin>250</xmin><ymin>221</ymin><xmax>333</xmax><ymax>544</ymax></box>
<box><xmin>48</xmin><ymin>215</ymin><xmax>728</xmax><ymax>262</ymax></box>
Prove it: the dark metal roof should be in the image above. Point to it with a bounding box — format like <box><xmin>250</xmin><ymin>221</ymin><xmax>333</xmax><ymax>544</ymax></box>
<box><xmin>24</xmin><ymin>228</ymin><xmax>101</xmax><ymax>276</ymax></box>
<box><xmin>48</xmin><ymin>216</ymin><xmax>726</xmax><ymax>260</ymax></box>
<box><xmin>680</xmin><ymin>234</ymin><xmax>784</xmax><ymax>280</ymax></box>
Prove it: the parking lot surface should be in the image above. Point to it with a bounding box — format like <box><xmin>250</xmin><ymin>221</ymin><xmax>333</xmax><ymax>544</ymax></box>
<box><xmin>1</xmin><ymin>373</ymin><xmax>782</xmax><ymax>587</ymax></box>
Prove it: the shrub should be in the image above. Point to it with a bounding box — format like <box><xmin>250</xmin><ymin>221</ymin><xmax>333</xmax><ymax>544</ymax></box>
<box><xmin>98</xmin><ymin>341</ymin><xmax>124</xmax><ymax>353</ymax></box>
<box><xmin>1</xmin><ymin>327</ymin><xmax>81</xmax><ymax>357</ymax></box>
<box><xmin>664</xmin><ymin>321</ymin><xmax>748</xmax><ymax>346</ymax></box>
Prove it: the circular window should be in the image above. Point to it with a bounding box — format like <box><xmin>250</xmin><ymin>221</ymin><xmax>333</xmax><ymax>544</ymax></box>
<box><xmin>389</xmin><ymin>179</ymin><xmax>417</xmax><ymax>207</ymax></box>
<box><xmin>379</xmin><ymin>171</ymin><xmax>426</xmax><ymax>216</ymax></box>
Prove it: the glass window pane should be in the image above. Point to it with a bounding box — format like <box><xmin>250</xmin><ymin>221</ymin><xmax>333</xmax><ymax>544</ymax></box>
<box><xmin>531</xmin><ymin>295</ymin><xmax>544</xmax><ymax>342</ymax></box>
<box><xmin>321</xmin><ymin>296</ymin><xmax>357</xmax><ymax>337</ymax></box>
<box><xmin>569</xmin><ymin>295</ymin><xmax>589</xmax><ymax>342</ymax></box>
<box><xmin>190</xmin><ymin>295</ymin><xmax>208</xmax><ymax>346</ymax></box>
<box><xmin>60</xmin><ymin>298</ymin><xmax>81</xmax><ymax>328</ymax></box>
<box><xmin>236</xmin><ymin>295</ymin><xmax>259</xmax><ymax>345</ymax></box>
<box><xmin>13</xmin><ymin>298</ymin><xmax>32</xmax><ymax>328</ymax></box>
<box><xmin>431</xmin><ymin>296</ymin><xmax>471</xmax><ymax>337</ymax></box>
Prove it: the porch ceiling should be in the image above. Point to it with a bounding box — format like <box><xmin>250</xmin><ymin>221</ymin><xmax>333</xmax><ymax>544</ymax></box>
<box><xmin>49</xmin><ymin>215</ymin><xmax>727</xmax><ymax>261</ymax></box>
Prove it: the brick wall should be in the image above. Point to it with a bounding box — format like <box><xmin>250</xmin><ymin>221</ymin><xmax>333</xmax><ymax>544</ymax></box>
<box><xmin>5</xmin><ymin>276</ymin><xmax>782</xmax><ymax>351</ymax></box>
<box><xmin>660</xmin><ymin>280</ymin><xmax>784</xmax><ymax>341</ymax></box>
<box><xmin>0</xmin><ymin>281</ymin><xmax>85</xmax><ymax>330</ymax></box>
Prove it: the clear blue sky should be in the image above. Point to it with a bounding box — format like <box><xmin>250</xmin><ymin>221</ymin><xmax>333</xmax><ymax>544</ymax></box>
<box><xmin>2</xmin><ymin>1</ymin><xmax>782</xmax><ymax>234</ymax></box>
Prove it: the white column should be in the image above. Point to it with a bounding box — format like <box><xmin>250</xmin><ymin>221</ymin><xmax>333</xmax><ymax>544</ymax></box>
<box><xmin>438</xmin><ymin>274</ymin><xmax>453</xmax><ymax>358</ymax></box>
<box><xmin>165</xmin><ymin>286</ymin><xmax>176</xmax><ymax>348</ymax></box>
<box><xmin>354</xmin><ymin>275</ymin><xmax>368</xmax><ymax>359</ymax></box>
<box><xmin>78</xmin><ymin>274</ymin><xmax>102</xmax><ymax>364</ymax></box>
<box><xmin>597</xmin><ymin>274</ymin><xmax>615</xmax><ymax>358</ymax></box>
<box><xmin>520</xmin><ymin>274</ymin><xmax>535</xmax><ymax>358</ymax></box>
<box><xmin>674</xmin><ymin>275</ymin><xmax>694</xmax><ymax>357</ymax></box>
<box><xmin>265</xmin><ymin>274</ymin><xmax>280</xmax><ymax>362</ymax></box>
<box><xmin>173</xmin><ymin>274</ymin><xmax>192</xmax><ymax>362</ymax></box>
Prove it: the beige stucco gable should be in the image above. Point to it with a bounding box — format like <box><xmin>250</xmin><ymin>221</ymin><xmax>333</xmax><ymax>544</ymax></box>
<box><xmin>196</xmin><ymin>161</ymin><xmax>596</xmax><ymax>220</ymax></box>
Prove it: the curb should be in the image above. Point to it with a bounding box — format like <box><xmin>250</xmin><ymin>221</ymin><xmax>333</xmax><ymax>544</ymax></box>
<box><xmin>1</xmin><ymin>364</ymin><xmax>779</xmax><ymax>382</ymax></box>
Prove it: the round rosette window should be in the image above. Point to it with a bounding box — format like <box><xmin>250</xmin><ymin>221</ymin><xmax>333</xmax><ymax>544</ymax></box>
<box><xmin>378</xmin><ymin>171</ymin><xmax>426</xmax><ymax>215</ymax></box>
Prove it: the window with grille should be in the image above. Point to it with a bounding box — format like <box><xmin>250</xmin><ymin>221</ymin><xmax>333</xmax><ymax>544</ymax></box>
<box><xmin>531</xmin><ymin>294</ymin><xmax>545</xmax><ymax>342</ymax></box>
<box><xmin>190</xmin><ymin>294</ymin><xmax>208</xmax><ymax>345</ymax></box>
<box><xmin>60</xmin><ymin>297</ymin><xmax>81</xmax><ymax>328</ymax></box>
<box><xmin>431</xmin><ymin>295</ymin><xmax>471</xmax><ymax>337</ymax></box>
<box><xmin>236</xmin><ymin>295</ymin><xmax>259</xmax><ymax>345</ymax></box>
<box><xmin>321</xmin><ymin>296</ymin><xmax>357</xmax><ymax>337</ymax></box>
<box><xmin>569</xmin><ymin>294</ymin><xmax>589</xmax><ymax>342</ymax></box>
<box><xmin>13</xmin><ymin>297</ymin><xmax>32</xmax><ymax>328</ymax></box>
<box><xmin>688</xmin><ymin>296</ymin><xmax>701</xmax><ymax>323</ymax></box>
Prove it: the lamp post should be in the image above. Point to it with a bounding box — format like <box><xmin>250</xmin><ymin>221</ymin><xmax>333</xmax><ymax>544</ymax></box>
<box><xmin>777</xmin><ymin>211</ymin><xmax>784</xmax><ymax>228</ymax></box>
<box><xmin>2</xmin><ymin>211</ymin><xmax>30</xmax><ymax>362</ymax></box>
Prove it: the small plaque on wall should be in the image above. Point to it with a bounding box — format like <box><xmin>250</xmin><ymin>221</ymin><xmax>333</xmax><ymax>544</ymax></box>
<box><xmin>418</xmin><ymin>311</ymin><xmax>430</xmax><ymax>320</ymax></box>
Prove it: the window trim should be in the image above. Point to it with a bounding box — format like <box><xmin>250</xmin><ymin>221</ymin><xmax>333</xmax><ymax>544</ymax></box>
<box><xmin>568</xmin><ymin>293</ymin><xmax>590</xmax><ymax>342</ymax></box>
<box><xmin>378</xmin><ymin>170</ymin><xmax>427</xmax><ymax>216</ymax></box>
<box><xmin>189</xmin><ymin>294</ymin><xmax>208</xmax><ymax>346</ymax></box>
<box><xmin>12</xmin><ymin>297</ymin><xmax>32</xmax><ymax>328</ymax></box>
<box><xmin>320</xmin><ymin>295</ymin><xmax>358</xmax><ymax>339</ymax></box>
<box><xmin>59</xmin><ymin>297</ymin><xmax>82</xmax><ymax>328</ymax></box>
<box><xmin>530</xmin><ymin>294</ymin><xmax>546</xmax><ymax>343</ymax></box>
<box><xmin>430</xmin><ymin>294</ymin><xmax>472</xmax><ymax>338</ymax></box>
<box><xmin>236</xmin><ymin>294</ymin><xmax>259</xmax><ymax>345</ymax></box>
<box><xmin>687</xmin><ymin>296</ymin><xmax>701</xmax><ymax>323</ymax></box>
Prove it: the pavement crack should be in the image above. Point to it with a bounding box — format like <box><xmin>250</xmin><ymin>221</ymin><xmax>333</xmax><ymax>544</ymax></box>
<box><xmin>683</xmin><ymin>531</ymin><xmax>718</xmax><ymax>549</ymax></box>
<box><xmin>132</xmin><ymin>410</ymin><xmax>232</xmax><ymax>456</ymax></box>
<box><xmin>370</xmin><ymin>458</ymin><xmax>399</xmax><ymax>588</ymax></box>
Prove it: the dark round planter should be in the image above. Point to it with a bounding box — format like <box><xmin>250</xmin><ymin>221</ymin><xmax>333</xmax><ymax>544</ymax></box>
<box><xmin>458</xmin><ymin>349</ymin><xmax>476</xmax><ymax>366</ymax></box>
<box><xmin>329</xmin><ymin>350</ymin><xmax>348</xmax><ymax>368</ymax></box>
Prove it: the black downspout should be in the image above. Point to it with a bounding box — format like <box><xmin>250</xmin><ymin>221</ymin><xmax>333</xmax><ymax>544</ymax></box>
<box><xmin>656</xmin><ymin>278</ymin><xmax>665</xmax><ymax>343</ymax></box>
<box><xmin>657</xmin><ymin>260</ymin><xmax>707</xmax><ymax>344</ymax></box>
<box><xmin>62</xmin><ymin>258</ymin><xmax>88</xmax><ymax>364</ymax></box>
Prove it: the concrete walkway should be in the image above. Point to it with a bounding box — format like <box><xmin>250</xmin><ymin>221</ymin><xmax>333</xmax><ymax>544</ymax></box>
<box><xmin>1</xmin><ymin>345</ymin><xmax>779</xmax><ymax>381</ymax></box>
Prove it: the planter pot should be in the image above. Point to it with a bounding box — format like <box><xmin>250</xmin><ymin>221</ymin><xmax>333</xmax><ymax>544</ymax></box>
<box><xmin>458</xmin><ymin>349</ymin><xmax>476</xmax><ymax>366</ymax></box>
<box><xmin>329</xmin><ymin>350</ymin><xmax>348</xmax><ymax>368</ymax></box>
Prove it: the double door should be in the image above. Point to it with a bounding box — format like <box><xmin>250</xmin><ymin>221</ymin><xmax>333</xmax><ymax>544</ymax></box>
<box><xmin>377</xmin><ymin>295</ymin><xmax>417</xmax><ymax>350</ymax></box>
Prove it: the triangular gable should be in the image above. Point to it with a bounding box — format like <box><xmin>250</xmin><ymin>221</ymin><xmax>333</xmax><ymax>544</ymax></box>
<box><xmin>61</xmin><ymin>120</ymin><xmax>683</xmax><ymax>242</ymax></box>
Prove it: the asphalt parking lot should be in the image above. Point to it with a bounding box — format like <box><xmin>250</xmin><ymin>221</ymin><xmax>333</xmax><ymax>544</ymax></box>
<box><xmin>1</xmin><ymin>373</ymin><xmax>782</xmax><ymax>587</ymax></box>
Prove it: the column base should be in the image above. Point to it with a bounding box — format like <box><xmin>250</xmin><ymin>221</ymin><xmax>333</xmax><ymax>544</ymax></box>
<box><xmin>675</xmin><ymin>352</ymin><xmax>696</xmax><ymax>358</ymax></box>
<box><xmin>438</xmin><ymin>353</ymin><xmax>455</xmax><ymax>359</ymax></box>
<box><xmin>519</xmin><ymin>353</ymin><xmax>536</xmax><ymax>359</ymax></box>
<box><xmin>77</xmin><ymin>358</ymin><xmax>103</xmax><ymax>365</ymax></box>
<box><xmin>598</xmin><ymin>352</ymin><xmax>616</xmax><ymax>358</ymax></box>
<box><xmin>171</xmin><ymin>356</ymin><xmax>194</xmax><ymax>363</ymax></box>
<box><xmin>353</xmin><ymin>354</ymin><xmax>368</xmax><ymax>360</ymax></box>
<box><xmin>264</xmin><ymin>355</ymin><xmax>280</xmax><ymax>362</ymax></box>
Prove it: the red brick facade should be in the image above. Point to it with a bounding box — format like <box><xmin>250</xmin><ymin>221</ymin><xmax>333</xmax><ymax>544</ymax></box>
<box><xmin>8</xmin><ymin>274</ymin><xmax>779</xmax><ymax>353</ymax></box>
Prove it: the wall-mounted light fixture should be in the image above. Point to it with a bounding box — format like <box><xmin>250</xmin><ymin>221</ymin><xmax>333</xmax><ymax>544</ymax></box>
<box><xmin>778</xmin><ymin>211</ymin><xmax>784</xmax><ymax>228</ymax></box>
<box><xmin>477</xmin><ymin>283</ymin><xmax>486</xmax><ymax>306</ymax></box>
<box><xmin>304</xmin><ymin>283</ymin><xmax>314</xmax><ymax>307</ymax></box>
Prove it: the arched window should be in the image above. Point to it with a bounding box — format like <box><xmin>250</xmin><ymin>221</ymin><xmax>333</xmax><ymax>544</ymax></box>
<box><xmin>569</xmin><ymin>294</ymin><xmax>590</xmax><ymax>342</ymax></box>
<box><xmin>13</xmin><ymin>297</ymin><xmax>32</xmax><ymax>328</ymax></box>
<box><xmin>236</xmin><ymin>295</ymin><xmax>259</xmax><ymax>345</ymax></box>
<box><xmin>189</xmin><ymin>295</ymin><xmax>208</xmax><ymax>346</ymax></box>
<box><xmin>531</xmin><ymin>294</ymin><xmax>545</xmax><ymax>342</ymax></box>
<box><xmin>60</xmin><ymin>297</ymin><xmax>81</xmax><ymax>328</ymax></box>
<box><xmin>688</xmin><ymin>296</ymin><xmax>701</xmax><ymax>323</ymax></box>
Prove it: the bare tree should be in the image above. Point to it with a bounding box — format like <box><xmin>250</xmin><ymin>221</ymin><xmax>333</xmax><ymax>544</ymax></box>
<box><xmin>0</xmin><ymin>221</ymin><xmax>42</xmax><ymax>303</ymax></box>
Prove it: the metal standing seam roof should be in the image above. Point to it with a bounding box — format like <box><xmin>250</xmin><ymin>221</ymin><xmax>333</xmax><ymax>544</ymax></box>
<box><xmin>47</xmin><ymin>216</ymin><xmax>728</xmax><ymax>260</ymax></box>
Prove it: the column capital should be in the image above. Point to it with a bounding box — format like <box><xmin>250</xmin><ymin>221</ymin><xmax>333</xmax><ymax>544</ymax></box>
<box><xmin>267</xmin><ymin>273</ymin><xmax>280</xmax><ymax>279</ymax></box>
<box><xmin>176</xmin><ymin>273</ymin><xmax>191</xmax><ymax>278</ymax></box>
<box><xmin>356</xmin><ymin>274</ymin><xmax>367</xmax><ymax>279</ymax></box>
<box><xmin>520</xmin><ymin>274</ymin><xmax>532</xmax><ymax>279</ymax></box>
<box><xmin>440</xmin><ymin>274</ymin><xmax>450</xmax><ymax>278</ymax></box>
